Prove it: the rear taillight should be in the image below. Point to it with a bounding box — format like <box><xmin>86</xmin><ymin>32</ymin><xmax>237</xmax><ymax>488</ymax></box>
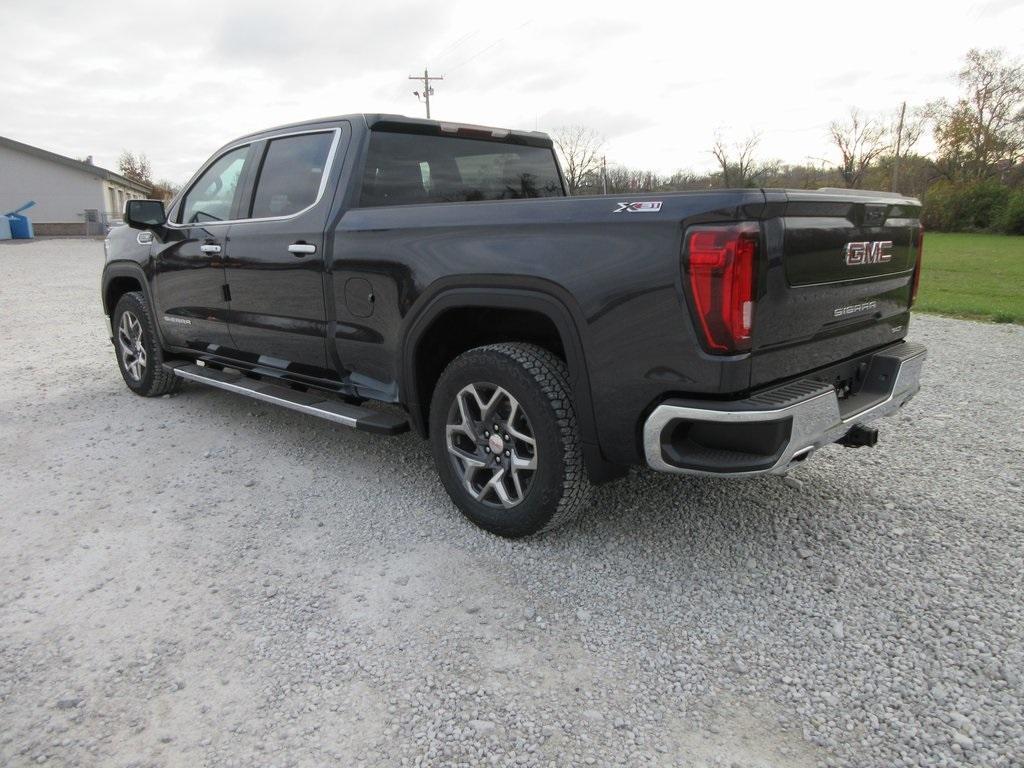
<box><xmin>910</xmin><ymin>224</ymin><xmax>924</xmax><ymax>306</ymax></box>
<box><xmin>684</xmin><ymin>223</ymin><xmax>759</xmax><ymax>354</ymax></box>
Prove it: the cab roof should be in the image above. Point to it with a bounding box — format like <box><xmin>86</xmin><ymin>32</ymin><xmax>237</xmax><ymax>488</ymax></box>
<box><xmin>233</xmin><ymin>114</ymin><xmax>553</xmax><ymax>148</ymax></box>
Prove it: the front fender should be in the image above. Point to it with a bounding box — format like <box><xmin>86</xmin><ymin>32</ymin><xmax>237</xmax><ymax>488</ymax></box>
<box><xmin>100</xmin><ymin>260</ymin><xmax>164</xmax><ymax>348</ymax></box>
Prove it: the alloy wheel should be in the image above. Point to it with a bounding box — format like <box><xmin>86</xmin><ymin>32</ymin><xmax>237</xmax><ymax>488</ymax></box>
<box><xmin>445</xmin><ymin>382</ymin><xmax>538</xmax><ymax>508</ymax></box>
<box><xmin>117</xmin><ymin>310</ymin><xmax>147</xmax><ymax>382</ymax></box>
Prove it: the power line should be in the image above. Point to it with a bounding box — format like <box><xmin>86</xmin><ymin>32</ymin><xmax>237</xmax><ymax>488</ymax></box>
<box><xmin>446</xmin><ymin>38</ymin><xmax>505</xmax><ymax>73</ymax></box>
<box><xmin>407</xmin><ymin>21</ymin><xmax>531</xmax><ymax>119</ymax></box>
<box><xmin>444</xmin><ymin>21</ymin><xmax>532</xmax><ymax>73</ymax></box>
<box><xmin>430</xmin><ymin>30</ymin><xmax>478</xmax><ymax>65</ymax></box>
<box><xmin>408</xmin><ymin>68</ymin><xmax>444</xmax><ymax>119</ymax></box>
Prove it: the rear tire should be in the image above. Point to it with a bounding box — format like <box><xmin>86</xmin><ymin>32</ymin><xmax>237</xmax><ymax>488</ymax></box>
<box><xmin>112</xmin><ymin>291</ymin><xmax>180</xmax><ymax>397</ymax></box>
<box><xmin>429</xmin><ymin>343</ymin><xmax>586</xmax><ymax>538</ymax></box>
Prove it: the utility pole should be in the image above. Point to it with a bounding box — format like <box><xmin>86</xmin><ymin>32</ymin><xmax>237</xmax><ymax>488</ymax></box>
<box><xmin>891</xmin><ymin>101</ymin><xmax>906</xmax><ymax>193</ymax></box>
<box><xmin>408</xmin><ymin>68</ymin><xmax>444</xmax><ymax>119</ymax></box>
<box><xmin>601</xmin><ymin>155</ymin><xmax>608</xmax><ymax>195</ymax></box>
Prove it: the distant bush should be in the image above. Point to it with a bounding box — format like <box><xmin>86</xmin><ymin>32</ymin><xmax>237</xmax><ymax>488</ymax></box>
<box><xmin>998</xmin><ymin>189</ymin><xmax>1024</xmax><ymax>235</ymax></box>
<box><xmin>921</xmin><ymin>182</ymin><xmax>959</xmax><ymax>231</ymax></box>
<box><xmin>959</xmin><ymin>182</ymin><xmax>1010</xmax><ymax>230</ymax></box>
<box><xmin>922</xmin><ymin>180</ymin><xmax>1016</xmax><ymax>233</ymax></box>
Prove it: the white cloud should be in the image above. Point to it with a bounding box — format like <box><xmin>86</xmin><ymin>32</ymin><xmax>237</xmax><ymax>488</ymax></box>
<box><xmin>3</xmin><ymin>0</ymin><xmax>1022</xmax><ymax>181</ymax></box>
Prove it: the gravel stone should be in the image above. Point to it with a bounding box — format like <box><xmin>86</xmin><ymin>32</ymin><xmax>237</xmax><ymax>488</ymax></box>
<box><xmin>831</xmin><ymin>621</ymin><xmax>845</xmax><ymax>641</ymax></box>
<box><xmin>782</xmin><ymin>475</ymin><xmax>804</xmax><ymax>490</ymax></box>
<box><xmin>1</xmin><ymin>239</ymin><xmax>1022</xmax><ymax>768</ymax></box>
<box><xmin>468</xmin><ymin>719</ymin><xmax>496</xmax><ymax>735</ymax></box>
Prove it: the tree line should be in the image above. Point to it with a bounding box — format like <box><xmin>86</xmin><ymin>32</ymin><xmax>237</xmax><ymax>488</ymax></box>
<box><xmin>116</xmin><ymin>151</ymin><xmax>179</xmax><ymax>202</ymax></box>
<box><xmin>553</xmin><ymin>48</ymin><xmax>1024</xmax><ymax>235</ymax></box>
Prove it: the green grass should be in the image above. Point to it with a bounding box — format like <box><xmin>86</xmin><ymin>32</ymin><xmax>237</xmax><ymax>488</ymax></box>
<box><xmin>914</xmin><ymin>232</ymin><xmax>1024</xmax><ymax>324</ymax></box>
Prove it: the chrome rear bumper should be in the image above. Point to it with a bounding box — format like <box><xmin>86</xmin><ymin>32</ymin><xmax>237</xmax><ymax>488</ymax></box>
<box><xmin>643</xmin><ymin>342</ymin><xmax>926</xmax><ymax>476</ymax></box>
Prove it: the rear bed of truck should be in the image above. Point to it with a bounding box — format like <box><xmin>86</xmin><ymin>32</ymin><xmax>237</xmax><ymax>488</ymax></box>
<box><xmin>751</xmin><ymin>189</ymin><xmax>923</xmax><ymax>386</ymax></box>
<box><xmin>645</xmin><ymin>188</ymin><xmax>926</xmax><ymax>476</ymax></box>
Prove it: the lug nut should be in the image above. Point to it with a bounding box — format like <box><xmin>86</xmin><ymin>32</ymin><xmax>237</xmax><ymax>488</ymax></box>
<box><xmin>494</xmin><ymin>424</ymin><xmax>499</xmax><ymax>432</ymax></box>
<box><xmin>484</xmin><ymin>447</ymin><xmax>490</xmax><ymax>453</ymax></box>
<box><xmin>504</xmin><ymin>434</ymin><xmax>510</xmax><ymax>441</ymax></box>
<box><xmin>504</xmin><ymin>450</ymin><xmax>510</xmax><ymax>456</ymax></box>
<box><xmin>484</xmin><ymin>431</ymin><xmax>489</xmax><ymax>437</ymax></box>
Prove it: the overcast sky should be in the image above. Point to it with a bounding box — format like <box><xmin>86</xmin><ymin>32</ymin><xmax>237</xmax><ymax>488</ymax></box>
<box><xmin>3</xmin><ymin>0</ymin><xmax>1022</xmax><ymax>183</ymax></box>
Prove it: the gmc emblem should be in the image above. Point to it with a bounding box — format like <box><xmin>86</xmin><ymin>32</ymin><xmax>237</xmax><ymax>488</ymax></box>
<box><xmin>844</xmin><ymin>240</ymin><xmax>893</xmax><ymax>266</ymax></box>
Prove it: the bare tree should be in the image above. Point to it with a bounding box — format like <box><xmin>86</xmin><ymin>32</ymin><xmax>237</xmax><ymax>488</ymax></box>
<box><xmin>552</xmin><ymin>126</ymin><xmax>605</xmax><ymax>194</ymax></box>
<box><xmin>150</xmin><ymin>179</ymin><xmax>180</xmax><ymax>202</ymax></box>
<box><xmin>117</xmin><ymin>151</ymin><xmax>153</xmax><ymax>185</ymax></box>
<box><xmin>603</xmin><ymin>165</ymin><xmax>662</xmax><ymax>194</ymax></box>
<box><xmin>710</xmin><ymin>131</ymin><xmax>777</xmax><ymax>187</ymax></box>
<box><xmin>828</xmin><ymin>108</ymin><xmax>889</xmax><ymax>188</ymax></box>
<box><xmin>889</xmin><ymin>102</ymin><xmax>926</xmax><ymax>191</ymax></box>
<box><xmin>663</xmin><ymin>170</ymin><xmax>704</xmax><ymax>190</ymax></box>
<box><xmin>930</xmin><ymin>48</ymin><xmax>1024</xmax><ymax>180</ymax></box>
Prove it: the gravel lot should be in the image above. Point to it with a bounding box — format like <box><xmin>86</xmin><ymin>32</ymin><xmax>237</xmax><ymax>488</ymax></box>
<box><xmin>1</xmin><ymin>238</ymin><xmax>1022</xmax><ymax>768</ymax></box>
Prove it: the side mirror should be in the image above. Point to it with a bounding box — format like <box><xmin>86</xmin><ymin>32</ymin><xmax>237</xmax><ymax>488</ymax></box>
<box><xmin>124</xmin><ymin>199</ymin><xmax>166</xmax><ymax>230</ymax></box>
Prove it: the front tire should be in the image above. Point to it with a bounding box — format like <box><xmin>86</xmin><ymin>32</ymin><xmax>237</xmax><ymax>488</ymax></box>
<box><xmin>112</xmin><ymin>291</ymin><xmax>180</xmax><ymax>397</ymax></box>
<box><xmin>429</xmin><ymin>343</ymin><xmax>586</xmax><ymax>538</ymax></box>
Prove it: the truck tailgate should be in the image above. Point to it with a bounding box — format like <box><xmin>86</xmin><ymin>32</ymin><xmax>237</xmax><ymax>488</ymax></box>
<box><xmin>751</xmin><ymin>190</ymin><xmax>922</xmax><ymax>387</ymax></box>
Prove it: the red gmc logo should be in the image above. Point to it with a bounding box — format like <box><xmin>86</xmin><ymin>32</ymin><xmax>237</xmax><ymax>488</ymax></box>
<box><xmin>844</xmin><ymin>240</ymin><xmax>893</xmax><ymax>266</ymax></box>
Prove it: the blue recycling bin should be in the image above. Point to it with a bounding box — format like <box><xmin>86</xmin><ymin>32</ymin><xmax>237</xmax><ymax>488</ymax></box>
<box><xmin>7</xmin><ymin>214</ymin><xmax>33</xmax><ymax>238</ymax></box>
<box><xmin>5</xmin><ymin>201</ymin><xmax>35</xmax><ymax>239</ymax></box>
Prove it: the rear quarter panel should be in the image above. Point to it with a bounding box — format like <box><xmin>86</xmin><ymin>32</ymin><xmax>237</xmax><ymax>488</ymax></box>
<box><xmin>327</xmin><ymin>191</ymin><xmax>766</xmax><ymax>466</ymax></box>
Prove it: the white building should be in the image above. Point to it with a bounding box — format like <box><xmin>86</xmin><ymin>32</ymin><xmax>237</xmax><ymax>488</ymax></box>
<box><xmin>0</xmin><ymin>135</ymin><xmax>152</xmax><ymax>235</ymax></box>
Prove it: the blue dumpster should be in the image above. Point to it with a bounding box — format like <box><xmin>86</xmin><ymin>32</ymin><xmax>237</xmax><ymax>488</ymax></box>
<box><xmin>5</xmin><ymin>201</ymin><xmax>35</xmax><ymax>239</ymax></box>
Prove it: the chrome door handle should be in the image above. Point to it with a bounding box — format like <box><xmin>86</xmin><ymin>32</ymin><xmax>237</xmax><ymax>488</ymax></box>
<box><xmin>288</xmin><ymin>243</ymin><xmax>316</xmax><ymax>255</ymax></box>
<box><xmin>200</xmin><ymin>244</ymin><xmax>222</xmax><ymax>254</ymax></box>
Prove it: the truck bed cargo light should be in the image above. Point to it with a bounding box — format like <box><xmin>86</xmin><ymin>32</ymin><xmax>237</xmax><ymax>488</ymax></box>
<box><xmin>439</xmin><ymin>122</ymin><xmax>511</xmax><ymax>139</ymax></box>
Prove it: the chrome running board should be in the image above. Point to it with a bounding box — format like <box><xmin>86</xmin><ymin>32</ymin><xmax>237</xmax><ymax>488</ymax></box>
<box><xmin>164</xmin><ymin>362</ymin><xmax>408</xmax><ymax>435</ymax></box>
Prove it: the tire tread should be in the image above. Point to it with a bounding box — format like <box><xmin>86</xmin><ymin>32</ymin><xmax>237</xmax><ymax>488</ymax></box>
<box><xmin>454</xmin><ymin>342</ymin><xmax>586</xmax><ymax>533</ymax></box>
<box><xmin>114</xmin><ymin>291</ymin><xmax>180</xmax><ymax>397</ymax></box>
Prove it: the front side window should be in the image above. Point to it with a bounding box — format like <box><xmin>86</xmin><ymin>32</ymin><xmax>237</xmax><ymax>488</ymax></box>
<box><xmin>179</xmin><ymin>145</ymin><xmax>249</xmax><ymax>224</ymax></box>
<box><xmin>359</xmin><ymin>130</ymin><xmax>564</xmax><ymax>207</ymax></box>
<box><xmin>250</xmin><ymin>132</ymin><xmax>334</xmax><ymax>218</ymax></box>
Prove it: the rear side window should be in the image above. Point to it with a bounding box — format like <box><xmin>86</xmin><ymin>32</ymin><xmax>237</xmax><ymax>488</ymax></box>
<box><xmin>359</xmin><ymin>130</ymin><xmax>564</xmax><ymax>207</ymax></box>
<box><xmin>250</xmin><ymin>132</ymin><xmax>334</xmax><ymax>218</ymax></box>
<box><xmin>179</xmin><ymin>145</ymin><xmax>249</xmax><ymax>224</ymax></box>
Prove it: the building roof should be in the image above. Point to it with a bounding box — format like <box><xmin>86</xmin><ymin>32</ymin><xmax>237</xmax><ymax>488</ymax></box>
<box><xmin>0</xmin><ymin>134</ymin><xmax>153</xmax><ymax>195</ymax></box>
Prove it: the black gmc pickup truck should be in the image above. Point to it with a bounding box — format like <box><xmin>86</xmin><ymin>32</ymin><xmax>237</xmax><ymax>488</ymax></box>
<box><xmin>102</xmin><ymin>113</ymin><xmax>926</xmax><ymax>537</ymax></box>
